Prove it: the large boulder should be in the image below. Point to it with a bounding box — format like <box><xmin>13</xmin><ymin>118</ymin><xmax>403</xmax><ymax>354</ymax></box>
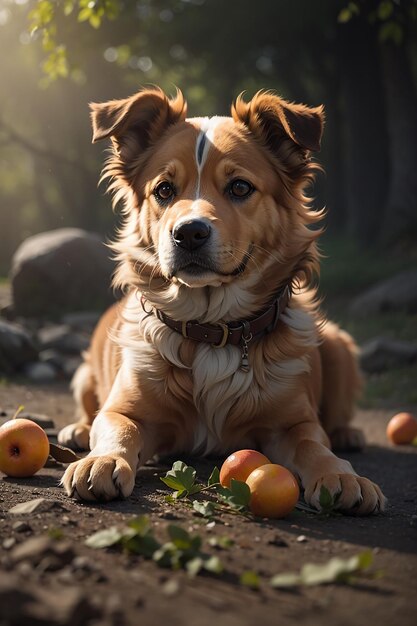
<box><xmin>360</xmin><ymin>337</ymin><xmax>417</xmax><ymax>373</ymax></box>
<box><xmin>350</xmin><ymin>269</ymin><xmax>417</xmax><ymax>316</ymax></box>
<box><xmin>10</xmin><ymin>229</ymin><xmax>116</xmax><ymax>318</ymax></box>
<box><xmin>0</xmin><ymin>319</ymin><xmax>38</xmax><ymax>374</ymax></box>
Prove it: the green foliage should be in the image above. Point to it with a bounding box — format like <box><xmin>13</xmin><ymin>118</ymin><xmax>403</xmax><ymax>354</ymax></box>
<box><xmin>160</xmin><ymin>460</ymin><xmax>202</xmax><ymax>499</ymax></box>
<box><xmin>160</xmin><ymin>460</ymin><xmax>251</xmax><ymax>518</ymax></box>
<box><xmin>240</xmin><ymin>570</ymin><xmax>261</xmax><ymax>590</ymax></box>
<box><xmin>338</xmin><ymin>0</ymin><xmax>417</xmax><ymax>45</ymax></box>
<box><xmin>27</xmin><ymin>0</ymin><xmax>121</xmax><ymax>82</ymax></box>
<box><xmin>318</xmin><ymin>485</ymin><xmax>341</xmax><ymax>516</ymax></box>
<box><xmin>270</xmin><ymin>550</ymin><xmax>376</xmax><ymax>588</ymax></box>
<box><xmin>216</xmin><ymin>479</ymin><xmax>251</xmax><ymax>511</ymax></box>
<box><xmin>85</xmin><ymin>515</ymin><xmax>223</xmax><ymax>578</ymax></box>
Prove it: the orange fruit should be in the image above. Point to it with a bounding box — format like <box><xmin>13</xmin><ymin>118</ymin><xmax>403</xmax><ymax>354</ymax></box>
<box><xmin>219</xmin><ymin>449</ymin><xmax>270</xmax><ymax>487</ymax></box>
<box><xmin>386</xmin><ymin>412</ymin><xmax>417</xmax><ymax>445</ymax></box>
<box><xmin>246</xmin><ymin>463</ymin><xmax>299</xmax><ymax>518</ymax></box>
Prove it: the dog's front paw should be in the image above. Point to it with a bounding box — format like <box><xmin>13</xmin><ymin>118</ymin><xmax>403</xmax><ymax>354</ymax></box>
<box><xmin>60</xmin><ymin>455</ymin><xmax>135</xmax><ymax>501</ymax></box>
<box><xmin>58</xmin><ymin>422</ymin><xmax>91</xmax><ymax>451</ymax></box>
<box><xmin>305</xmin><ymin>473</ymin><xmax>386</xmax><ymax>515</ymax></box>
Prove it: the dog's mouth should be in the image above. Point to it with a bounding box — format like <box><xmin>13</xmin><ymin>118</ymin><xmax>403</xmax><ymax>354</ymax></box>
<box><xmin>171</xmin><ymin>246</ymin><xmax>253</xmax><ymax>280</ymax></box>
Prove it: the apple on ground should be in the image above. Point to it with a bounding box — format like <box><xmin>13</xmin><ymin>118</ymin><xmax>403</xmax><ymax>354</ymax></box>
<box><xmin>245</xmin><ymin>464</ymin><xmax>300</xmax><ymax>518</ymax></box>
<box><xmin>219</xmin><ymin>449</ymin><xmax>271</xmax><ymax>487</ymax></box>
<box><xmin>0</xmin><ymin>418</ymin><xmax>50</xmax><ymax>477</ymax></box>
<box><xmin>386</xmin><ymin>412</ymin><xmax>417</xmax><ymax>445</ymax></box>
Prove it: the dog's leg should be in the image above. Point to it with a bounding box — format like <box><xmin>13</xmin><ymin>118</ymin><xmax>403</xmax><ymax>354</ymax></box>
<box><xmin>58</xmin><ymin>359</ymin><xmax>98</xmax><ymax>451</ymax></box>
<box><xmin>263</xmin><ymin>417</ymin><xmax>386</xmax><ymax>515</ymax></box>
<box><xmin>60</xmin><ymin>409</ymin><xmax>142</xmax><ymax>501</ymax></box>
<box><xmin>319</xmin><ymin>322</ymin><xmax>365</xmax><ymax>451</ymax></box>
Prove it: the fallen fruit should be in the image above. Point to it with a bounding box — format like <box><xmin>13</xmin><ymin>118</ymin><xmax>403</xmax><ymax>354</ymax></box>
<box><xmin>219</xmin><ymin>449</ymin><xmax>271</xmax><ymax>487</ymax></box>
<box><xmin>246</xmin><ymin>464</ymin><xmax>299</xmax><ymax>518</ymax></box>
<box><xmin>0</xmin><ymin>418</ymin><xmax>50</xmax><ymax>477</ymax></box>
<box><xmin>386</xmin><ymin>412</ymin><xmax>417</xmax><ymax>445</ymax></box>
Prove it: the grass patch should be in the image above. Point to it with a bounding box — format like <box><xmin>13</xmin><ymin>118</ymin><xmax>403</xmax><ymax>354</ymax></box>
<box><xmin>319</xmin><ymin>237</ymin><xmax>417</xmax><ymax>300</ymax></box>
<box><xmin>360</xmin><ymin>363</ymin><xmax>417</xmax><ymax>409</ymax></box>
<box><xmin>318</xmin><ymin>237</ymin><xmax>417</xmax><ymax>408</ymax></box>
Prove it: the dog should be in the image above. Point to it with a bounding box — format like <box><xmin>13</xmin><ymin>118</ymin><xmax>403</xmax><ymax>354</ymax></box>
<box><xmin>58</xmin><ymin>87</ymin><xmax>385</xmax><ymax>514</ymax></box>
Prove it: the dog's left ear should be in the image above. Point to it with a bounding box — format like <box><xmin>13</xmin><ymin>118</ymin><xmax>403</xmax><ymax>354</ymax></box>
<box><xmin>231</xmin><ymin>91</ymin><xmax>324</xmax><ymax>164</ymax></box>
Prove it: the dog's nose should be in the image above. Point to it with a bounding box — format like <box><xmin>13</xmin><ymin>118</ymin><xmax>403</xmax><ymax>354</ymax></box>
<box><xmin>172</xmin><ymin>220</ymin><xmax>211</xmax><ymax>251</ymax></box>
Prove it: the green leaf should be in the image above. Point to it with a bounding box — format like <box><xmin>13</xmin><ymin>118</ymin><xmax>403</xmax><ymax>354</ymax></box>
<box><xmin>160</xmin><ymin>461</ymin><xmax>199</xmax><ymax>496</ymax></box>
<box><xmin>89</xmin><ymin>13</ymin><xmax>101</xmax><ymax>29</ymax></box>
<box><xmin>338</xmin><ymin>8</ymin><xmax>352</xmax><ymax>23</ymax></box>
<box><xmin>127</xmin><ymin>515</ymin><xmax>152</xmax><ymax>536</ymax></box>
<box><xmin>193</xmin><ymin>500</ymin><xmax>215</xmax><ymax>518</ymax></box>
<box><xmin>270</xmin><ymin>572</ymin><xmax>301</xmax><ymax>588</ymax></box>
<box><xmin>186</xmin><ymin>556</ymin><xmax>204</xmax><ymax>577</ymax></box>
<box><xmin>378</xmin><ymin>0</ymin><xmax>394</xmax><ymax>21</ymax></box>
<box><xmin>319</xmin><ymin>485</ymin><xmax>335</xmax><ymax>510</ymax></box>
<box><xmin>207</xmin><ymin>466</ymin><xmax>220</xmax><ymax>486</ymax></box>
<box><xmin>123</xmin><ymin>533</ymin><xmax>160</xmax><ymax>558</ymax></box>
<box><xmin>85</xmin><ymin>527</ymin><xmax>123</xmax><ymax>549</ymax></box>
<box><xmin>240</xmin><ymin>570</ymin><xmax>261</xmax><ymax>589</ymax></box>
<box><xmin>208</xmin><ymin>536</ymin><xmax>234</xmax><ymax>549</ymax></box>
<box><xmin>203</xmin><ymin>555</ymin><xmax>223</xmax><ymax>574</ymax></box>
<box><xmin>379</xmin><ymin>20</ymin><xmax>403</xmax><ymax>45</ymax></box>
<box><xmin>218</xmin><ymin>479</ymin><xmax>251</xmax><ymax>510</ymax></box>
<box><xmin>168</xmin><ymin>524</ymin><xmax>191</xmax><ymax>545</ymax></box>
<box><xmin>270</xmin><ymin>551</ymin><xmax>375</xmax><ymax>588</ymax></box>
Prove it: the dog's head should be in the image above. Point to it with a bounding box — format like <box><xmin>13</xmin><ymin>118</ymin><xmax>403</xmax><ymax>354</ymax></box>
<box><xmin>91</xmin><ymin>87</ymin><xmax>324</xmax><ymax>319</ymax></box>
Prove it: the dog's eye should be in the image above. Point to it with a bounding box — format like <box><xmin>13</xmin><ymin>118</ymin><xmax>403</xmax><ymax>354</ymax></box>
<box><xmin>228</xmin><ymin>179</ymin><xmax>254</xmax><ymax>200</ymax></box>
<box><xmin>154</xmin><ymin>181</ymin><xmax>175</xmax><ymax>203</ymax></box>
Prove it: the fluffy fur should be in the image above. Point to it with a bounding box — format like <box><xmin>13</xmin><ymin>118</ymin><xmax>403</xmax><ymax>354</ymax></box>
<box><xmin>58</xmin><ymin>87</ymin><xmax>385</xmax><ymax>514</ymax></box>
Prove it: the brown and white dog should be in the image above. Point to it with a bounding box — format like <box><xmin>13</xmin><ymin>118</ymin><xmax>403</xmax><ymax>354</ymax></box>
<box><xmin>58</xmin><ymin>87</ymin><xmax>385</xmax><ymax>514</ymax></box>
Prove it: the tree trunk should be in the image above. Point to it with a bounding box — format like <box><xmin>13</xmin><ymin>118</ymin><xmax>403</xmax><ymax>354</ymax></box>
<box><xmin>337</xmin><ymin>18</ymin><xmax>389</xmax><ymax>244</ymax></box>
<box><xmin>380</xmin><ymin>41</ymin><xmax>417</xmax><ymax>242</ymax></box>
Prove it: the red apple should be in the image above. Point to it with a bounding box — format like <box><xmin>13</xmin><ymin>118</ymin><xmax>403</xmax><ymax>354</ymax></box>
<box><xmin>246</xmin><ymin>463</ymin><xmax>300</xmax><ymax>518</ymax></box>
<box><xmin>0</xmin><ymin>418</ymin><xmax>50</xmax><ymax>477</ymax></box>
<box><xmin>219</xmin><ymin>449</ymin><xmax>271</xmax><ymax>487</ymax></box>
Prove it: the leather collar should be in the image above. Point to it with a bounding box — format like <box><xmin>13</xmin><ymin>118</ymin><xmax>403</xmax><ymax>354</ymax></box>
<box><xmin>143</xmin><ymin>284</ymin><xmax>291</xmax><ymax>350</ymax></box>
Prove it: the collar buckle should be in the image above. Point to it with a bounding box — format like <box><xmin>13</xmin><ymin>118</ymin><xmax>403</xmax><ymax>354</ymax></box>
<box><xmin>212</xmin><ymin>322</ymin><xmax>229</xmax><ymax>348</ymax></box>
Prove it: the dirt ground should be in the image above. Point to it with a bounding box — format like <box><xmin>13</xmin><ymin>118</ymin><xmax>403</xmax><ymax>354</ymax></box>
<box><xmin>0</xmin><ymin>381</ymin><xmax>416</xmax><ymax>626</ymax></box>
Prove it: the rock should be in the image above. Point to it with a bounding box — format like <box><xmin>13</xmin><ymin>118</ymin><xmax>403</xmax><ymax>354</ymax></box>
<box><xmin>24</xmin><ymin>361</ymin><xmax>57</xmax><ymax>383</ymax></box>
<box><xmin>350</xmin><ymin>269</ymin><xmax>417</xmax><ymax>316</ymax></box>
<box><xmin>10</xmin><ymin>228</ymin><xmax>116</xmax><ymax>318</ymax></box>
<box><xmin>0</xmin><ymin>570</ymin><xmax>99</xmax><ymax>625</ymax></box>
<box><xmin>360</xmin><ymin>337</ymin><xmax>417</xmax><ymax>373</ymax></box>
<box><xmin>37</xmin><ymin>325</ymin><xmax>90</xmax><ymax>354</ymax></box>
<box><xmin>62</xmin><ymin>311</ymin><xmax>101</xmax><ymax>332</ymax></box>
<box><xmin>9</xmin><ymin>535</ymin><xmax>74</xmax><ymax>569</ymax></box>
<box><xmin>0</xmin><ymin>412</ymin><xmax>55</xmax><ymax>429</ymax></box>
<box><xmin>12</xmin><ymin>521</ymin><xmax>32</xmax><ymax>533</ymax></box>
<box><xmin>8</xmin><ymin>498</ymin><xmax>67</xmax><ymax>515</ymax></box>
<box><xmin>0</xmin><ymin>319</ymin><xmax>38</xmax><ymax>374</ymax></box>
<box><xmin>2</xmin><ymin>537</ymin><xmax>16</xmax><ymax>550</ymax></box>
<box><xmin>61</xmin><ymin>356</ymin><xmax>83</xmax><ymax>379</ymax></box>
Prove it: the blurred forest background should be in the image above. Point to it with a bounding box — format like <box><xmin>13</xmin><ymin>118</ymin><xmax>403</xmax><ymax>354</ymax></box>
<box><xmin>0</xmin><ymin>0</ymin><xmax>416</xmax><ymax>278</ymax></box>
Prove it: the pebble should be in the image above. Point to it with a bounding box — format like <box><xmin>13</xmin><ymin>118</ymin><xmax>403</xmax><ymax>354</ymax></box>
<box><xmin>2</xmin><ymin>537</ymin><xmax>16</xmax><ymax>550</ymax></box>
<box><xmin>24</xmin><ymin>361</ymin><xmax>57</xmax><ymax>383</ymax></box>
<box><xmin>162</xmin><ymin>578</ymin><xmax>181</xmax><ymax>597</ymax></box>
<box><xmin>296</xmin><ymin>535</ymin><xmax>308</xmax><ymax>543</ymax></box>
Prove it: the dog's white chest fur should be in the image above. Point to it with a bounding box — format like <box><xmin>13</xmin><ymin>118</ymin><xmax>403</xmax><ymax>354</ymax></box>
<box><xmin>122</xmin><ymin>301</ymin><xmax>317</xmax><ymax>456</ymax></box>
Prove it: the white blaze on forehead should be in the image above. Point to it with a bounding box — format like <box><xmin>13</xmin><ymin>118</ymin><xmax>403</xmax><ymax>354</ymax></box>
<box><xmin>193</xmin><ymin>116</ymin><xmax>228</xmax><ymax>199</ymax></box>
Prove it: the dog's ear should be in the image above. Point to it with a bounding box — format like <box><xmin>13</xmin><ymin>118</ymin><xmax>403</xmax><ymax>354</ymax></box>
<box><xmin>231</xmin><ymin>91</ymin><xmax>324</xmax><ymax>172</ymax></box>
<box><xmin>90</xmin><ymin>87</ymin><xmax>187</xmax><ymax>158</ymax></box>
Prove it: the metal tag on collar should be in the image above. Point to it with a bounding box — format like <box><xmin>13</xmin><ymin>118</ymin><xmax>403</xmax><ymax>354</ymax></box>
<box><xmin>240</xmin><ymin>320</ymin><xmax>253</xmax><ymax>372</ymax></box>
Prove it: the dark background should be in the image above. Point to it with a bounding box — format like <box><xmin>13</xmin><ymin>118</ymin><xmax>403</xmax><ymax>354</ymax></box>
<box><xmin>0</xmin><ymin>0</ymin><xmax>416</xmax><ymax>275</ymax></box>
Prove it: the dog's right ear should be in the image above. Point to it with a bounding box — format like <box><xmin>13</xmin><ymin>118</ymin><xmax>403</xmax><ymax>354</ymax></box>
<box><xmin>90</xmin><ymin>87</ymin><xmax>187</xmax><ymax>158</ymax></box>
